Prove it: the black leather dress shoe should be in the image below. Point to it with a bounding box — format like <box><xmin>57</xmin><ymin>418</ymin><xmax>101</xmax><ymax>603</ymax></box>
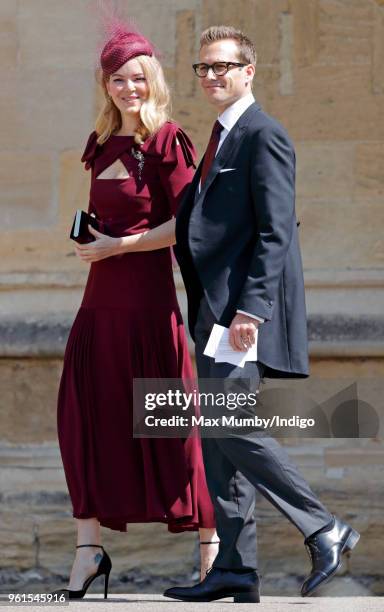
<box><xmin>301</xmin><ymin>516</ymin><xmax>360</xmax><ymax>597</ymax></box>
<box><xmin>164</xmin><ymin>567</ymin><xmax>260</xmax><ymax>603</ymax></box>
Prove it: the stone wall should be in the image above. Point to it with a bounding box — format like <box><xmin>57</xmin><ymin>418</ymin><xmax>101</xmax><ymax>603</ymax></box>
<box><xmin>1</xmin><ymin>0</ymin><xmax>383</xmax><ymax>596</ymax></box>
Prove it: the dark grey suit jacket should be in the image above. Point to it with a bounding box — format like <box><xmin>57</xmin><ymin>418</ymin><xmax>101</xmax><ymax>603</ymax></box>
<box><xmin>174</xmin><ymin>101</ymin><xmax>309</xmax><ymax>378</ymax></box>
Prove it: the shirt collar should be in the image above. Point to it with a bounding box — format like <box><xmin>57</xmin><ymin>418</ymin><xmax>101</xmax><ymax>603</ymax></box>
<box><xmin>218</xmin><ymin>92</ymin><xmax>255</xmax><ymax>133</ymax></box>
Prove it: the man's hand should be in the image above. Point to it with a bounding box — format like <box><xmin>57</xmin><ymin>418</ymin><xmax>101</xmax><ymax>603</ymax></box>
<box><xmin>229</xmin><ymin>313</ymin><xmax>259</xmax><ymax>352</ymax></box>
<box><xmin>75</xmin><ymin>225</ymin><xmax>121</xmax><ymax>263</ymax></box>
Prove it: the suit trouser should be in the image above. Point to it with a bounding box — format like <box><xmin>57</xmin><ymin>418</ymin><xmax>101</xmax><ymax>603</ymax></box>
<box><xmin>194</xmin><ymin>296</ymin><xmax>332</xmax><ymax>570</ymax></box>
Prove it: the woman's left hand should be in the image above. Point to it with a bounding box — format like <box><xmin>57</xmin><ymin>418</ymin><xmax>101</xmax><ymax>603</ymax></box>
<box><xmin>75</xmin><ymin>225</ymin><xmax>121</xmax><ymax>263</ymax></box>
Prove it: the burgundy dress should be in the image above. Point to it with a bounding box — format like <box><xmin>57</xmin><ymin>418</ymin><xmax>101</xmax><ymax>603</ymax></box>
<box><xmin>57</xmin><ymin>121</ymin><xmax>215</xmax><ymax>532</ymax></box>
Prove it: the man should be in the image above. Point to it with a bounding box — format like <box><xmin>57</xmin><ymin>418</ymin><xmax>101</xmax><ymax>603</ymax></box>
<box><xmin>164</xmin><ymin>26</ymin><xmax>360</xmax><ymax>603</ymax></box>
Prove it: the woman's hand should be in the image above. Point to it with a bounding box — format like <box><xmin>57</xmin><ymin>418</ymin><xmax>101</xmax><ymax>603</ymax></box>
<box><xmin>75</xmin><ymin>217</ymin><xmax>176</xmax><ymax>262</ymax></box>
<box><xmin>75</xmin><ymin>225</ymin><xmax>121</xmax><ymax>263</ymax></box>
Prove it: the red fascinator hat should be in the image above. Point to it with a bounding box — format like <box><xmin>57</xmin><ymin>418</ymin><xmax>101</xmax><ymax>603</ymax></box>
<box><xmin>101</xmin><ymin>27</ymin><xmax>154</xmax><ymax>77</ymax></box>
<box><xmin>95</xmin><ymin>0</ymin><xmax>157</xmax><ymax>79</ymax></box>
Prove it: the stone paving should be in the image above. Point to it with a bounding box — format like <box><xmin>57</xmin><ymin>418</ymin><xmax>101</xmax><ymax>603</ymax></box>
<box><xmin>0</xmin><ymin>594</ymin><xmax>383</xmax><ymax>612</ymax></box>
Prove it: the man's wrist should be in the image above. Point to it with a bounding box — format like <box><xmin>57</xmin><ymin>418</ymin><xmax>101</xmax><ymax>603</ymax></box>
<box><xmin>236</xmin><ymin>309</ymin><xmax>265</xmax><ymax>324</ymax></box>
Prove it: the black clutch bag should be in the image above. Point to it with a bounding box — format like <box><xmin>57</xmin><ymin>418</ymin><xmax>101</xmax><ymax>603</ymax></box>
<box><xmin>70</xmin><ymin>210</ymin><xmax>105</xmax><ymax>244</ymax></box>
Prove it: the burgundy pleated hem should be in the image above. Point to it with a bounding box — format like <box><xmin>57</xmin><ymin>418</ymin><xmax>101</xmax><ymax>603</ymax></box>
<box><xmin>73</xmin><ymin>511</ymin><xmax>215</xmax><ymax>533</ymax></box>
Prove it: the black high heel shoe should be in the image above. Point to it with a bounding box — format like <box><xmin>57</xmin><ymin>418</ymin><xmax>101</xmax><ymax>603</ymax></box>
<box><xmin>53</xmin><ymin>544</ymin><xmax>112</xmax><ymax>600</ymax></box>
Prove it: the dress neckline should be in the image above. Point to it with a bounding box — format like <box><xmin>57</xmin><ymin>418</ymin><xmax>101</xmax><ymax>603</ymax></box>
<box><xmin>111</xmin><ymin>133</ymin><xmax>135</xmax><ymax>138</ymax></box>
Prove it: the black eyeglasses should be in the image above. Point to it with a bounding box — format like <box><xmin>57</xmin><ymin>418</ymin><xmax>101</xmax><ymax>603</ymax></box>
<box><xmin>192</xmin><ymin>62</ymin><xmax>247</xmax><ymax>78</ymax></box>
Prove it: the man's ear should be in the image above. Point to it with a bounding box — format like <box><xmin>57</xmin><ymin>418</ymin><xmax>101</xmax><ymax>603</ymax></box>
<box><xmin>244</xmin><ymin>64</ymin><xmax>255</xmax><ymax>88</ymax></box>
<box><xmin>245</xmin><ymin>64</ymin><xmax>255</xmax><ymax>81</ymax></box>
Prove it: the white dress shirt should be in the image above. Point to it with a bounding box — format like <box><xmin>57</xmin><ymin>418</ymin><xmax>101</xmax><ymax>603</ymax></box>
<box><xmin>214</xmin><ymin>93</ymin><xmax>264</xmax><ymax>324</ymax></box>
<box><xmin>216</xmin><ymin>91</ymin><xmax>255</xmax><ymax>153</ymax></box>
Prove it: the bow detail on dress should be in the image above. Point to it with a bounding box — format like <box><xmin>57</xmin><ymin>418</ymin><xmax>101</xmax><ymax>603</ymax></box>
<box><xmin>81</xmin><ymin>131</ymin><xmax>100</xmax><ymax>170</ymax></box>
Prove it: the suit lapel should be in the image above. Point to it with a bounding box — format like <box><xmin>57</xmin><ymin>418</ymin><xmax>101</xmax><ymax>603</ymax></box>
<box><xmin>195</xmin><ymin>101</ymin><xmax>261</xmax><ymax>202</ymax></box>
<box><xmin>177</xmin><ymin>101</ymin><xmax>261</xmax><ymax>218</ymax></box>
<box><xmin>198</xmin><ymin>123</ymin><xmax>244</xmax><ymax>199</ymax></box>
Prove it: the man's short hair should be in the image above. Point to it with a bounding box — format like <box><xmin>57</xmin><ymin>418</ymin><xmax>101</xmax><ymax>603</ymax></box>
<box><xmin>200</xmin><ymin>26</ymin><xmax>257</xmax><ymax>66</ymax></box>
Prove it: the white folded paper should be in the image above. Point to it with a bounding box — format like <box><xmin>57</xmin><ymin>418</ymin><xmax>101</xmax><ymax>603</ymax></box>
<box><xmin>203</xmin><ymin>324</ymin><xmax>257</xmax><ymax>368</ymax></box>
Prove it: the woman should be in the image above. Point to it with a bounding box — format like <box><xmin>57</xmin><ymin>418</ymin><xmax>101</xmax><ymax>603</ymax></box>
<box><xmin>56</xmin><ymin>22</ymin><xmax>218</xmax><ymax>599</ymax></box>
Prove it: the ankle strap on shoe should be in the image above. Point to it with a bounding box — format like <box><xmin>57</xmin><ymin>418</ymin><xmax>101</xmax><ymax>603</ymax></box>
<box><xmin>199</xmin><ymin>541</ymin><xmax>220</xmax><ymax>545</ymax></box>
<box><xmin>76</xmin><ymin>544</ymin><xmax>104</xmax><ymax>550</ymax></box>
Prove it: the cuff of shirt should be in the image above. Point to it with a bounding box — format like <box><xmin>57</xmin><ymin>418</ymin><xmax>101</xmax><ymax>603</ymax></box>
<box><xmin>236</xmin><ymin>309</ymin><xmax>265</xmax><ymax>323</ymax></box>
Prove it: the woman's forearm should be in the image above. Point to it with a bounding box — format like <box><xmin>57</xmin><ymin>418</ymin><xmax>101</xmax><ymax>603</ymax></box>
<box><xmin>116</xmin><ymin>217</ymin><xmax>176</xmax><ymax>254</ymax></box>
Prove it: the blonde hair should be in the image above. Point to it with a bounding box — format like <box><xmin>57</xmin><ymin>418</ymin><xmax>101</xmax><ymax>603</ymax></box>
<box><xmin>200</xmin><ymin>26</ymin><xmax>257</xmax><ymax>66</ymax></box>
<box><xmin>95</xmin><ymin>55</ymin><xmax>171</xmax><ymax>145</ymax></box>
